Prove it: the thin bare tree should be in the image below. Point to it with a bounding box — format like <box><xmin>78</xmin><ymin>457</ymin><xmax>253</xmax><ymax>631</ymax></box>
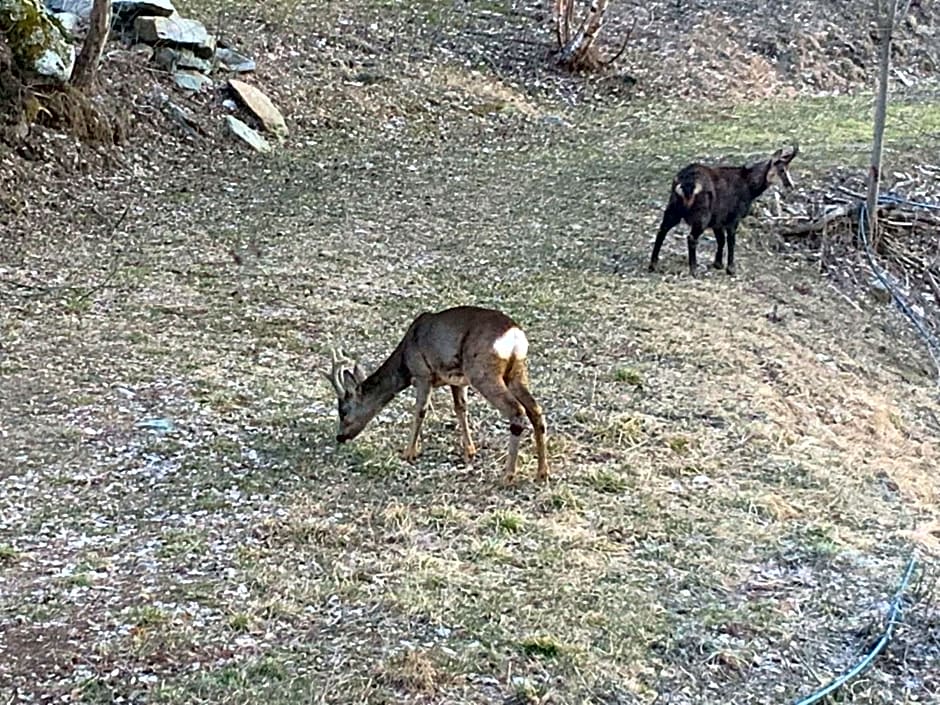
<box><xmin>865</xmin><ymin>0</ymin><xmax>899</xmax><ymax>249</ymax></box>
<box><xmin>552</xmin><ymin>0</ymin><xmax>636</xmax><ymax>71</ymax></box>
<box><xmin>70</xmin><ymin>0</ymin><xmax>112</xmax><ymax>89</ymax></box>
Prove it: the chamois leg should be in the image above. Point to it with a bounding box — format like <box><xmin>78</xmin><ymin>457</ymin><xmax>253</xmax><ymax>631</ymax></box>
<box><xmin>402</xmin><ymin>379</ymin><xmax>432</xmax><ymax>462</ymax></box>
<box><xmin>471</xmin><ymin>376</ymin><xmax>527</xmax><ymax>485</ymax></box>
<box><xmin>726</xmin><ymin>224</ymin><xmax>738</xmax><ymax>276</ymax></box>
<box><xmin>451</xmin><ymin>385</ymin><xmax>476</xmax><ymax>463</ymax></box>
<box><xmin>649</xmin><ymin>205</ymin><xmax>682</xmax><ymax>272</ymax></box>
<box><xmin>507</xmin><ymin>377</ymin><xmax>549</xmax><ymax>482</ymax></box>
<box><xmin>713</xmin><ymin>228</ymin><xmax>726</xmax><ymax>269</ymax></box>
<box><xmin>687</xmin><ymin>224</ymin><xmax>704</xmax><ymax>277</ymax></box>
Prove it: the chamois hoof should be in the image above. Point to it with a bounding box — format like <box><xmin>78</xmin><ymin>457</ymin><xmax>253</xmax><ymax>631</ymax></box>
<box><xmin>712</xmin><ymin>260</ymin><xmax>723</xmax><ymax>270</ymax></box>
<box><xmin>726</xmin><ymin>266</ymin><xmax>736</xmax><ymax>276</ymax></box>
<box><xmin>647</xmin><ymin>262</ymin><xmax>658</xmax><ymax>273</ymax></box>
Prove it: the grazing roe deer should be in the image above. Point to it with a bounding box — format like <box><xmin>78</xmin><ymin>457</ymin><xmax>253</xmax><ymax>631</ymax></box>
<box><xmin>648</xmin><ymin>144</ymin><xmax>799</xmax><ymax>276</ymax></box>
<box><xmin>323</xmin><ymin>306</ymin><xmax>549</xmax><ymax>483</ymax></box>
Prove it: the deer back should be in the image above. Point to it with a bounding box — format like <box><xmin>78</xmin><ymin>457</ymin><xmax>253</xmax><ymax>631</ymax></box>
<box><xmin>403</xmin><ymin>306</ymin><xmax>527</xmax><ymax>386</ymax></box>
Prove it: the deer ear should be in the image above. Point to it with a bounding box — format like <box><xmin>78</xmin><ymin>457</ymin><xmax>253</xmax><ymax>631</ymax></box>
<box><xmin>342</xmin><ymin>369</ymin><xmax>360</xmax><ymax>393</ymax></box>
<box><xmin>353</xmin><ymin>363</ymin><xmax>366</xmax><ymax>383</ymax></box>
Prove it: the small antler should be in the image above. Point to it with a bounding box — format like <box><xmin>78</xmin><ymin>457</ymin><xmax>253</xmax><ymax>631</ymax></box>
<box><xmin>321</xmin><ymin>347</ymin><xmax>348</xmax><ymax>397</ymax></box>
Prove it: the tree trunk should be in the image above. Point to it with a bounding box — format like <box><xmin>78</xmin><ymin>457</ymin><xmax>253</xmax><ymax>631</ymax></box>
<box><xmin>70</xmin><ymin>0</ymin><xmax>112</xmax><ymax>89</ymax></box>
<box><xmin>866</xmin><ymin>0</ymin><xmax>897</xmax><ymax>250</ymax></box>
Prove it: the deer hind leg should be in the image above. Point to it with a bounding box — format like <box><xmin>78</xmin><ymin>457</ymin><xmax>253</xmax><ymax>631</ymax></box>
<box><xmin>470</xmin><ymin>376</ymin><xmax>527</xmax><ymax>485</ymax></box>
<box><xmin>402</xmin><ymin>379</ymin><xmax>432</xmax><ymax>462</ymax></box>
<box><xmin>451</xmin><ymin>385</ymin><xmax>476</xmax><ymax>463</ymax></box>
<box><xmin>506</xmin><ymin>378</ymin><xmax>548</xmax><ymax>482</ymax></box>
<box><xmin>713</xmin><ymin>228</ymin><xmax>726</xmax><ymax>269</ymax></box>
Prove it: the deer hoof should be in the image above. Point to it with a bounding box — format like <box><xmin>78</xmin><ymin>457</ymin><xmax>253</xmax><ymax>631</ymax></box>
<box><xmin>712</xmin><ymin>260</ymin><xmax>723</xmax><ymax>270</ymax></box>
<box><xmin>726</xmin><ymin>266</ymin><xmax>736</xmax><ymax>276</ymax></box>
<box><xmin>535</xmin><ymin>468</ymin><xmax>550</xmax><ymax>483</ymax></box>
<box><xmin>463</xmin><ymin>444</ymin><xmax>477</xmax><ymax>462</ymax></box>
<box><xmin>647</xmin><ymin>261</ymin><xmax>658</xmax><ymax>273</ymax></box>
<box><xmin>400</xmin><ymin>447</ymin><xmax>419</xmax><ymax>463</ymax></box>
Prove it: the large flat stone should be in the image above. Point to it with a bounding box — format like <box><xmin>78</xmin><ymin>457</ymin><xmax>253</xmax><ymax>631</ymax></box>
<box><xmin>215</xmin><ymin>47</ymin><xmax>255</xmax><ymax>73</ymax></box>
<box><xmin>228</xmin><ymin>79</ymin><xmax>287</xmax><ymax>138</ymax></box>
<box><xmin>173</xmin><ymin>70</ymin><xmax>213</xmax><ymax>92</ymax></box>
<box><xmin>153</xmin><ymin>46</ymin><xmax>212</xmax><ymax>73</ymax></box>
<box><xmin>134</xmin><ymin>16</ymin><xmax>216</xmax><ymax>59</ymax></box>
<box><xmin>225</xmin><ymin>116</ymin><xmax>271</xmax><ymax>153</ymax></box>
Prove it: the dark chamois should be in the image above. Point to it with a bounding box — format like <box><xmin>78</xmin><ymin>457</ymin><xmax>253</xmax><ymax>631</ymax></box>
<box><xmin>648</xmin><ymin>145</ymin><xmax>799</xmax><ymax>276</ymax></box>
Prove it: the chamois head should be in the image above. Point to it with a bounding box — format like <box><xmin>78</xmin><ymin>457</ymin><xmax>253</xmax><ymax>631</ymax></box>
<box><xmin>765</xmin><ymin>143</ymin><xmax>799</xmax><ymax>189</ymax></box>
<box><xmin>323</xmin><ymin>348</ymin><xmax>370</xmax><ymax>443</ymax></box>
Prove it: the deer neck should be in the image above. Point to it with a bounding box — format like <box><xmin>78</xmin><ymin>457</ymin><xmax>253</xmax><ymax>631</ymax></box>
<box><xmin>360</xmin><ymin>343</ymin><xmax>411</xmax><ymax>409</ymax></box>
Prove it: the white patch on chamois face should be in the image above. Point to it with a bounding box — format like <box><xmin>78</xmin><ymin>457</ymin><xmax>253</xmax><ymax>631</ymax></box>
<box><xmin>492</xmin><ymin>327</ymin><xmax>528</xmax><ymax>360</ymax></box>
<box><xmin>675</xmin><ymin>181</ymin><xmax>703</xmax><ymax>198</ymax></box>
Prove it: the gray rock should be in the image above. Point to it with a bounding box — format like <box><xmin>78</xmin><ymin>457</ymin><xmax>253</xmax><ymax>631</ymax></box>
<box><xmin>52</xmin><ymin>11</ymin><xmax>80</xmax><ymax>35</ymax></box>
<box><xmin>215</xmin><ymin>47</ymin><xmax>256</xmax><ymax>73</ymax></box>
<box><xmin>134</xmin><ymin>16</ymin><xmax>216</xmax><ymax>59</ymax></box>
<box><xmin>44</xmin><ymin>0</ymin><xmax>93</xmax><ymax>19</ymax></box>
<box><xmin>228</xmin><ymin>79</ymin><xmax>287</xmax><ymax>137</ymax></box>
<box><xmin>153</xmin><ymin>46</ymin><xmax>212</xmax><ymax>73</ymax></box>
<box><xmin>35</xmin><ymin>44</ymin><xmax>75</xmax><ymax>82</ymax></box>
<box><xmin>113</xmin><ymin>0</ymin><xmax>176</xmax><ymax>19</ymax></box>
<box><xmin>225</xmin><ymin>116</ymin><xmax>271</xmax><ymax>153</ymax></box>
<box><xmin>173</xmin><ymin>70</ymin><xmax>213</xmax><ymax>91</ymax></box>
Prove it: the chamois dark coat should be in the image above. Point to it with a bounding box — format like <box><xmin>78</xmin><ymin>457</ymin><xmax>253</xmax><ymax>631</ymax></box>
<box><xmin>648</xmin><ymin>145</ymin><xmax>799</xmax><ymax>276</ymax></box>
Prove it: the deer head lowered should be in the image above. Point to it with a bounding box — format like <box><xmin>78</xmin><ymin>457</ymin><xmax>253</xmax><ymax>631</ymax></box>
<box><xmin>323</xmin><ymin>306</ymin><xmax>549</xmax><ymax>483</ymax></box>
<box><xmin>648</xmin><ymin>144</ymin><xmax>799</xmax><ymax>276</ymax></box>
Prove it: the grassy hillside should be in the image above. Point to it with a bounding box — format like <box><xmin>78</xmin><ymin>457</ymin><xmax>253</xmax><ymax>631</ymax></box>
<box><xmin>1</xmin><ymin>1</ymin><xmax>939</xmax><ymax>703</ymax></box>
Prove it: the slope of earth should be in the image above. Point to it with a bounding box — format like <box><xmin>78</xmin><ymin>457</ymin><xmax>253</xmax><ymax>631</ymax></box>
<box><xmin>1</xmin><ymin>1</ymin><xmax>939</xmax><ymax>704</ymax></box>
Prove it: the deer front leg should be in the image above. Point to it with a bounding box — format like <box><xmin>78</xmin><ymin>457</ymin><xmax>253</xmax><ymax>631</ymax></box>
<box><xmin>402</xmin><ymin>379</ymin><xmax>431</xmax><ymax>462</ymax></box>
<box><xmin>451</xmin><ymin>385</ymin><xmax>476</xmax><ymax>463</ymax></box>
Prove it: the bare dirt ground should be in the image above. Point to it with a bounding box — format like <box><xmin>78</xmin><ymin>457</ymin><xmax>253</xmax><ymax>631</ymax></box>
<box><xmin>2</xmin><ymin>1</ymin><xmax>940</xmax><ymax>703</ymax></box>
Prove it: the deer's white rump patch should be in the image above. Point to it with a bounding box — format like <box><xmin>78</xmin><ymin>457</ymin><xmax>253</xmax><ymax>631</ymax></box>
<box><xmin>492</xmin><ymin>327</ymin><xmax>528</xmax><ymax>360</ymax></box>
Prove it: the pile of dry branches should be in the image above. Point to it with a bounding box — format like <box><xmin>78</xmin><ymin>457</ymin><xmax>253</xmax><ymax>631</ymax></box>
<box><xmin>775</xmin><ymin>167</ymin><xmax>940</xmax><ymax>351</ymax></box>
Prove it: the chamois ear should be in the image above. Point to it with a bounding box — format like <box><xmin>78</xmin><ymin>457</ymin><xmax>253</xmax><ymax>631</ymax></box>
<box><xmin>353</xmin><ymin>363</ymin><xmax>366</xmax><ymax>383</ymax></box>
